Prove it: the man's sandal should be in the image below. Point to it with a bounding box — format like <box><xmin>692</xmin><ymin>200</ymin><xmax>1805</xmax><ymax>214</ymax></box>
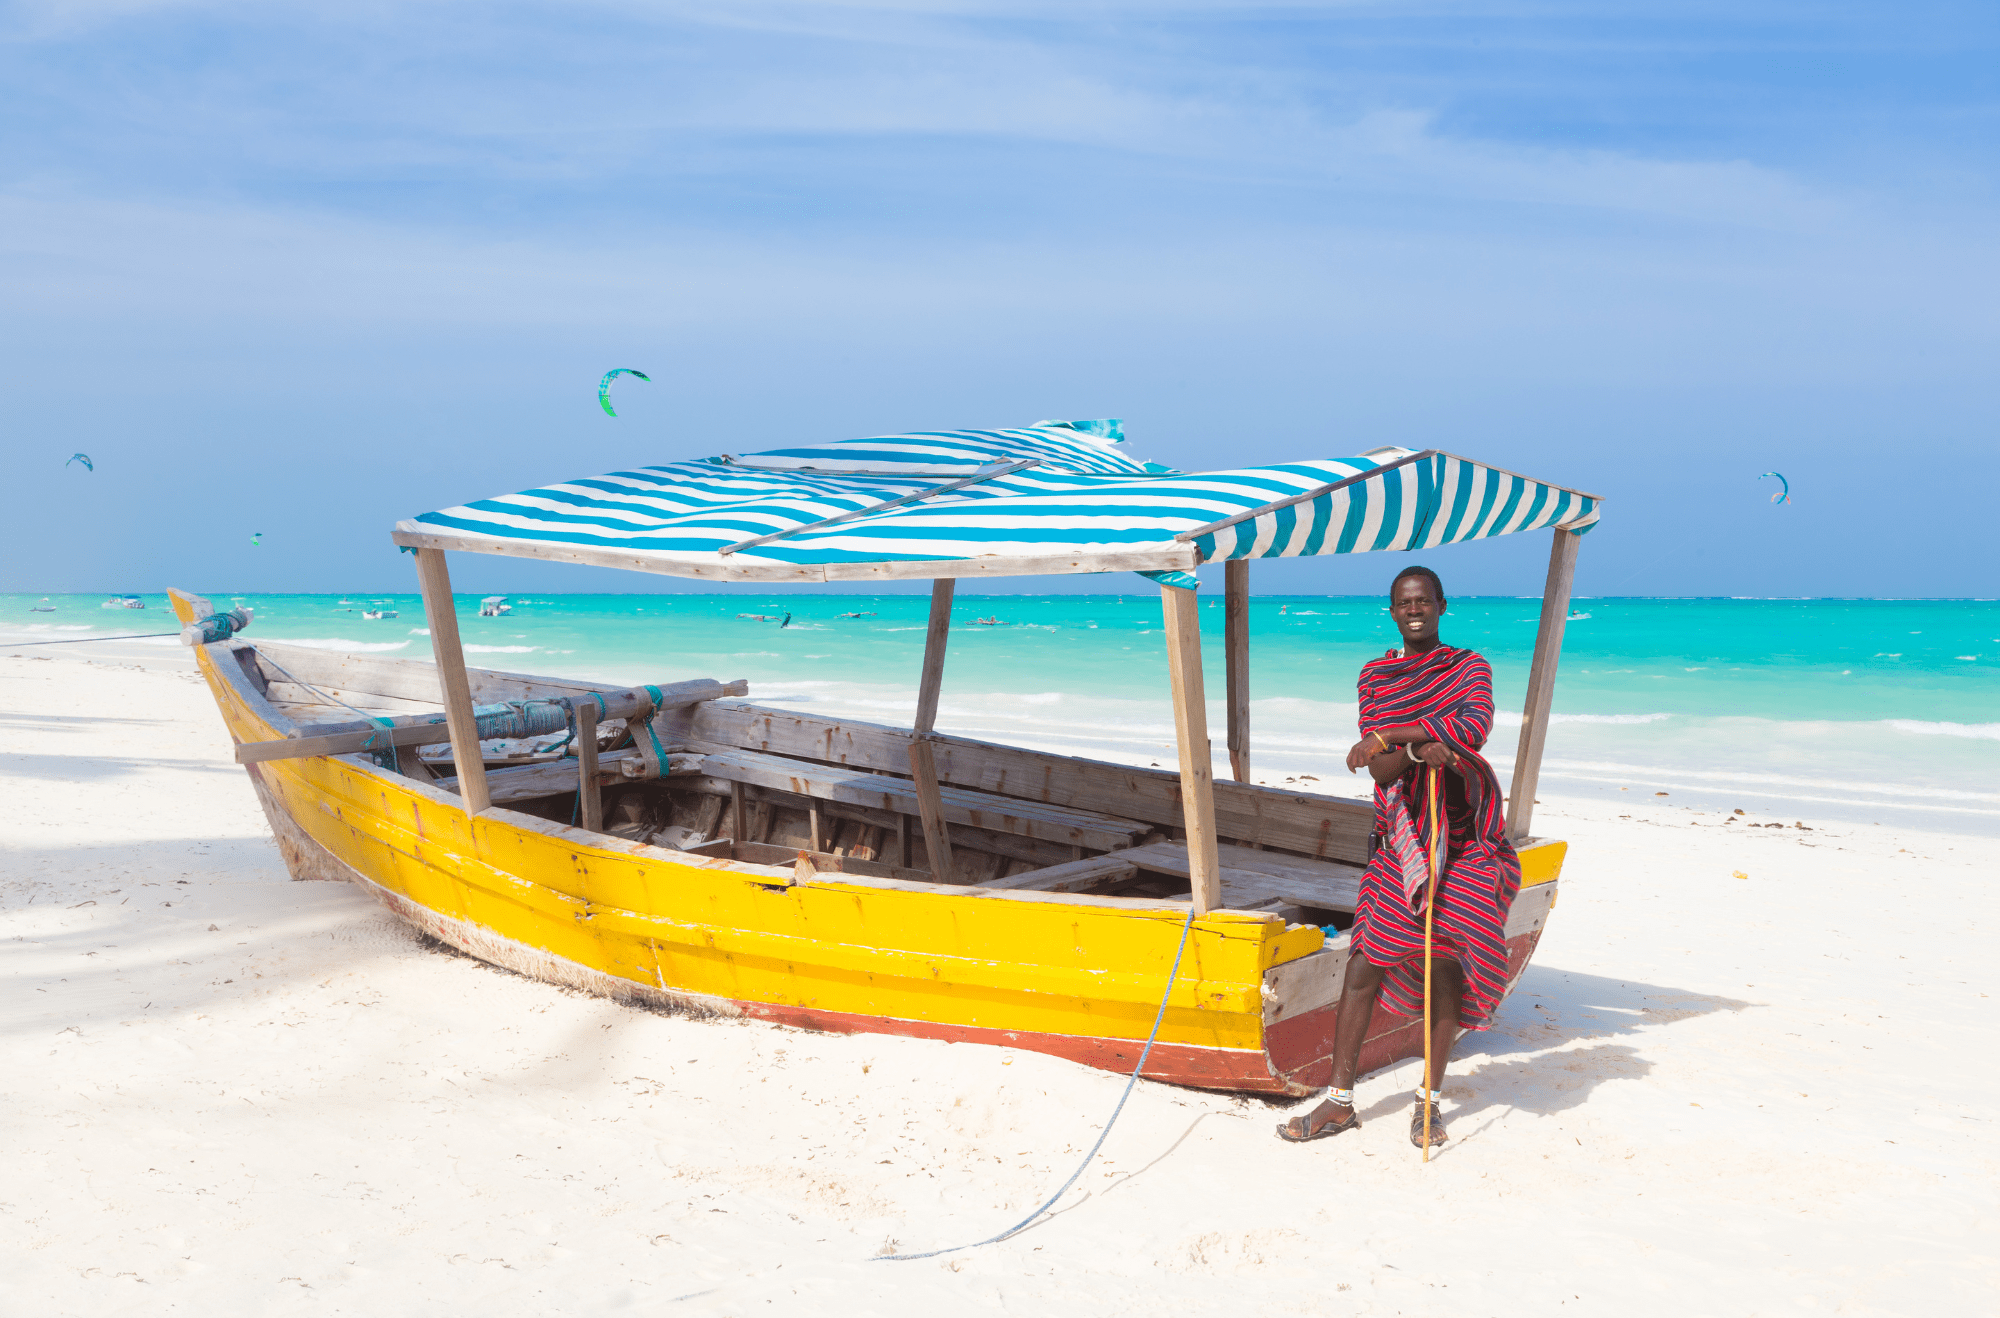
<box><xmin>1409</xmin><ymin>1101</ymin><xmax>1448</xmax><ymax>1149</ymax></box>
<box><xmin>1276</xmin><ymin>1104</ymin><xmax>1361</xmax><ymax>1143</ymax></box>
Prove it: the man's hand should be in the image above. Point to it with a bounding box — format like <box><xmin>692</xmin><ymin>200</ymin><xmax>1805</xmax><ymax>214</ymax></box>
<box><xmin>1345</xmin><ymin>737</ymin><xmax>1381</xmax><ymax>773</ymax></box>
<box><xmin>1409</xmin><ymin>740</ymin><xmax>1459</xmax><ymax>770</ymax></box>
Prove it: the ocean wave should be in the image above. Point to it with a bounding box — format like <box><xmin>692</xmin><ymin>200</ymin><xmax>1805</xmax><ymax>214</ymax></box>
<box><xmin>463</xmin><ymin>644</ymin><xmax>538</xmax><ymax>653</ymax></box>
<box><xmin>262</xmin><ymin>637</ymin><xmax>414</xmax><ymax>653</ymax></box>
<box><xmin>1887</xmin><ymin>719</ymin><xmax>2000</xmax><ymax>741</ymax></box>
<box><xmin>1550</xmin><ymin>713</ymin><xmax>1673</xmax><ymax>725</ymax></box>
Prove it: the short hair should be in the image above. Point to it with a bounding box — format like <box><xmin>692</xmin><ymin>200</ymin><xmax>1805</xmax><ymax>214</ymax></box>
<box><xmin>1391</xmin><ymin>565</ymin><xmax>1446</xmax><ymax>604</ymax></box>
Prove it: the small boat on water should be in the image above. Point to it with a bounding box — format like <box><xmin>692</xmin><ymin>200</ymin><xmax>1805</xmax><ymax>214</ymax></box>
<box><xmin>361</xmin><ymin>609</ymin><xmax>399</xmax><ymax>620</ymax></box>
<box><xmin>177</xmin><ymin>422</ymin><xmax>1599</xmax><ymax>1093</ymax></box>
<box><xmin>31</xmin><ymin>598</ymin><xmax>56</xmax><ymax>612</ymax></box>
<box><xmin>478</xmin><ymin>596</ymin><xmax>512</xmax><ymax>617</ymax></box>
<box><xmin>102</xmin><ymin>594</ymin><xmax>145</xmax><ymax>609</ymax></box>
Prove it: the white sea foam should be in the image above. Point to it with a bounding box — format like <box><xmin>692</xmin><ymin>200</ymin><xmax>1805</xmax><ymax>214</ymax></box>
<box><xmin>1887</xmin><ymin>719</ymin><xmax>2000</xmax><ymax>741</ymax></box>
<box><xmin>262</xmin><ymin>637</ymin><xmax>413</xmax><ymax>653</ymax></box>
<box><xmin>462</xmin><ymin>644</ymin><xmax>538</xmax><ymax>654</ymax></box>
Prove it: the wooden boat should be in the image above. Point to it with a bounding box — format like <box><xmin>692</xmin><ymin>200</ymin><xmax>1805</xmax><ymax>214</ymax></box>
<box><xmin>174</xmin><ymin>427</ymin><xmax>1597</xmax><ymax>1095</ymax></box>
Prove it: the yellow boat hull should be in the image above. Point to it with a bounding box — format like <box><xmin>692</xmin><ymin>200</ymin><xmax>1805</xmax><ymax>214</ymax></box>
<box><xmin>181</xmin><ymin>598</ymin><xmax>1563</xmax><ymax>1094</ymax></box>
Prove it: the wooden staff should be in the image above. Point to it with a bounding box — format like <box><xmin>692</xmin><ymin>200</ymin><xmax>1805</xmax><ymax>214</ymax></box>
<box><xmin>1422</xmin><ymin>761</ymin><xmax>1442</xmax><ymax>1163</ymax></box>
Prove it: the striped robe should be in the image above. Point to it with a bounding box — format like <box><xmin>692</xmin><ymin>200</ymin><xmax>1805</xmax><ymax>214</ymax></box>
<box><xmin>1350</xmin><ymin>644</ymin><xmax>1522</xmax><ymax>1029</ymax></box>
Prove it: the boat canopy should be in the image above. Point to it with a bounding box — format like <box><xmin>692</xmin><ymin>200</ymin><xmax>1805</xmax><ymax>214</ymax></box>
<box><xmin>393</xmin><ymin>420</ymin><xmax>1601</xmax><ymax>586</ymax></box>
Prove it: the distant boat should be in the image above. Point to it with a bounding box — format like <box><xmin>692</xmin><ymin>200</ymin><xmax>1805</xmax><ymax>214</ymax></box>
<box><xmin>102</xmin><ymin>595</ymin><xmax>145</xmax><ymax>609</ymax></box>
<box><xmin>1566</xmin><ymin>610</ymin><xmax>1591</xmax><ymax>621</ymax></box>
<box><xmin>362</xmin><ymin>609</ymin><xmax>399</xmax><ymax>620</ymax></box>
<box><xmin>30</xmin><ymin>598</ymin><xmax>56</xmax><ymax>612</ymax></box>
<box><xmin>478</xmin><ymin>596</ymin><xmax>512</xmax><ymax>617</ymax></box>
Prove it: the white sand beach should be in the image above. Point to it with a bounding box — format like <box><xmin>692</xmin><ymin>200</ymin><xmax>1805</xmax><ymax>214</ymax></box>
<box><xmin>4</xmin><ymin>644</ymin><xmax>1995</xmax><ymax>1316</ymax></box>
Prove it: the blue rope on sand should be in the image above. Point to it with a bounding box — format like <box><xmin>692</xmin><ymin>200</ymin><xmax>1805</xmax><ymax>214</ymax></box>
<box><xmin>875</xmin><ymin>908</ymin><xmax>1198</xmax><ymax>1263</ymax></box>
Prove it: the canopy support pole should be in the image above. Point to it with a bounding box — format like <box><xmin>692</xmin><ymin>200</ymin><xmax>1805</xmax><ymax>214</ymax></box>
<box><xmin>1224</xmin><ymin>559</ymin><xmax>1251</xmax><ymax>783</ymax></box>
<box><xmin>412</xmin><ymin>547</ymin><xmax>490</xmax><ymax>817</ymax></box>
<box><xmin>908</xmin><ymin>578</ymin><xmax>957</xmax><ymax>883</ymax></box>
<box><xmin>575</xmin><ymin>700</ymin><xmax>603</xmax><ymax>832</ymax></box>
<box><xmin>1506</xmin><ymin>528</ymin><xmax>1582</xmax><ymax>841</ymax></box>
<box><xmin>1161</xmin><ymin>585</ymin><xmax>1221</xmax><ymax>914</ymax></box>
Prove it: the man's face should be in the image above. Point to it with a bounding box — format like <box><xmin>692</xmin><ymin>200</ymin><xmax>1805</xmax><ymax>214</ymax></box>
<box><xmin>1390</xmin><ymin>575</ymin><xmax>1444</xmax><ymax>646</ymax></box>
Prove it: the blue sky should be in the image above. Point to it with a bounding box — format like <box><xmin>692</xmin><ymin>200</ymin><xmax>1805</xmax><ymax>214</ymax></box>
<box><xmin>3</xmin><ymin>1</ymin><xmax>1996</xmax><ymax>597</ymax></box>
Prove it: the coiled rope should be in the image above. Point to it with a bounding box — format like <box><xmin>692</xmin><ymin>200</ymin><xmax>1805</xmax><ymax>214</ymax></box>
<box><xmin>874</xmin><ymin>907</ymin><xmax>1198</xmax><ymax>1263</ymax></box>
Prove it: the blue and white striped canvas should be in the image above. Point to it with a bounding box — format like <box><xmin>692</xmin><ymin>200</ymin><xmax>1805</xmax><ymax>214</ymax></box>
<box><xmin>398</xmin><ymin>422</ymin><xmax>1599</xmax><ymax>586</ymax></box>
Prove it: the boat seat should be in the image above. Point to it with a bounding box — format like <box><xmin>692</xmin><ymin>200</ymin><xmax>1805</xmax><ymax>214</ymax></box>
<box><xmin>675</xmin><ymin>745</ymin><xmax>1151</xmax><ymax>853</ymax></box>
<box><xmin>983</xmin><ymin>839</ymin><xmax>1364</xmax><ymax>913</ymax></box>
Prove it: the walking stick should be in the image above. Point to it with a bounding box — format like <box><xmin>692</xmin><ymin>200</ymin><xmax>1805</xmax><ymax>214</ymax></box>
<box><xmin>1421</xmin><ymin>761</ymin><xmax>1442</xmax><ymax>1163</ymax></box>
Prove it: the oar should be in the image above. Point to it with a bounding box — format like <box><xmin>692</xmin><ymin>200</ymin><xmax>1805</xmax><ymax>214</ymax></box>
<box><xmin>1422</xmin><ymin>762</ymin><xmax>1442</xmax><ymax>1163</ymax></box>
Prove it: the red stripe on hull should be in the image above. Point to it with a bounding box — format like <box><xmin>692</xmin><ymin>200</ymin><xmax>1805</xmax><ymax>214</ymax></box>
<box><xmin>728</xmin><ymin>927</ymin><xmax>1545</xmax><ymax>1097</ymax></box>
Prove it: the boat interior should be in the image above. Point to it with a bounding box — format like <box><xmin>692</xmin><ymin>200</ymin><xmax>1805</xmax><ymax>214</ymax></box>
<box><xmin>231</xmin><ymin>639</ymin><xmax>1377</xmax><ymax>926</ymax></box>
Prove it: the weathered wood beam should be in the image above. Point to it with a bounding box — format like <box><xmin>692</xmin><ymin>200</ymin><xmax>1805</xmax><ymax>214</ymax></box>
<box><xmin>909</xmin><ymin>577</ymin><xmax>957</xmax><ymax>882</ymax></box>
<box><xmin>1224</xmin><ymin>558</ymin><xmax>1251</xmax><ymax>783</ymax></box>
<box><xmin>576</xmin><ymin>700</ymin><xmax>603</xmax><ymax>832</ymax></box>
<box><xmin>1506</xmin><ymin>527</ymin><xmax>1583</xmax><ymax>841</ymax></box>
<box><xmin>1161</xmin><ymin>584</ymin><xmax>1221</xmax><ymax>915</ymax></box>
<box><xmin>233</xmin><ymin>679</ymin><xmax>746</xmax><ymax>764</ymax></box>
<box><xmin>413</xmin><ymin>548</ymin><xmax>490</xmax><ymax>816</ymax></box>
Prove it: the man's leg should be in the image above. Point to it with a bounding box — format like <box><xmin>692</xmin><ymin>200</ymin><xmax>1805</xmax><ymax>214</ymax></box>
<box><xmin>1410</xmin><ymin>956</ymin><xmax>1466</xmax><ymax>1148</ymax></box>
<box><xmin>1277</xmin><ymin>952</ymin><xmax>1388</xmax><ymax>1139</ymax></box>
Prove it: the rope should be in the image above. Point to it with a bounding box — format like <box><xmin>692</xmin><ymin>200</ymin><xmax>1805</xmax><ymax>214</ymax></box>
<box><xmin>875</xmin><ymin>908</ymin><xmax>1197</xmax><ymax>1262</ymax></box>
<box><xmin>258</xmin><ymin>653</ymin><xmax>406</xmax><ymax>771</ymax></box>
<box><xmin>5</xmin><ymin>632</ymin><xmax>180</xmax><ymax>646</ymax></box>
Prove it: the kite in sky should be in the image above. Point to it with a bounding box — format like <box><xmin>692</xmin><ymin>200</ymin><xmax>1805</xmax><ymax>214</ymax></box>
<box><xmin>66</xmin><ymin>453</ymin><xmax>93</xmax><ymax>471</ymax></box>
<box><xmin>251</xmin><ymin>532</ymin><xmax>264</xmax><ymax>547</ymax></box>
<box><xmin>1759</xmin><ymin>472</ymin><xmax>1791</xmax><ymax>505</ymax></box>
<box><xmin>598</xmin><ymin>368</ymin><xmax>650</xmax><ymax>417</ymax></box>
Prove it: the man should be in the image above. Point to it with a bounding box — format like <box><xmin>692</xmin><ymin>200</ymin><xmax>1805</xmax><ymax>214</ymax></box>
<box><xmin>1278</xmin><ymin>566</ymin><xmax>1522</xmax><ymax>1148</ymax></box>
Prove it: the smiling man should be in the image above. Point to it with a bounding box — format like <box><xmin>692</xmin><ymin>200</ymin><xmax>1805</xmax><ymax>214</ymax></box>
<box><xmin>1278</xmin><ymin>566</ymin><xmax>1523</xmax><ymax>1148</ymax></box>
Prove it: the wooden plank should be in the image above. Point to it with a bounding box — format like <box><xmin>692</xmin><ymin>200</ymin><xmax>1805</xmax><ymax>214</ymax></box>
<box><xmin>576</xmin><ymin>700</ymin><xmax>603</xmax><ymax>832</ymax></box>
<box><xmin>261</xmin><ymin>681</ymin><xmax>438</xmax><ymax>717</ymax></box>
<box><xmin>391</xmin><ymin>524</ymin><xmax>1195</xmax><ymax>583</ymax></box>
<box><xmin>682</xmin><ymin>745</ymin><xmax>1147</xmax><ymax>852</ymax></box>
<box><xmin>1506</xmin><ymin>527</ymin><xmax>1582</xmax><ymax>840</ymax></box>
<box><xmin>728</xmin><ymin>840</ymin><xmax>933</xmax><ymax>884</ymax></box>
<box><xmin>1224</xmin><ymin>557</ymin><xmax>1251</xmax><ymax>783</ymax></box>
<box><xmin>687</xmin><ymin>703</ymin><xmax>1374</xmax><ymax>864</ymax></box>
<box><xmin>914</xmin><ymin>578</ymin><xmax>953</xmax><ymax>736</ymax></box>
<box><xmin>413</xmin><ymin>548</ymin><xmax>490</xmax><ymax>816</ymax></box>
<box><xmin>391</xmin><ymin>523</ymin><xmax>830</xmax><ymax>582</ymax></box>
<box><xmin>718</xmin><ymin>460</ymin><xmax>1039</xmax><ymax>555</ymax></box>
<box><xmin>980</xmin><ymin>853</ymin><xmax>1140</xmax><ymax>893</ymax></box>
<box><xmin>1161</xmin><ymin>585</ymin><xmax>1221</xmax><ymax>915</ymax></box>
<box><xmin>234</xmin><ymin>681</ymin><xmax>746</xmax><ymax>765</ymax></box>
<box><xmin>249</xmin><ymin>641</ymin><xmax>729</xmax><ymax>709</ymax></box>
<box><xmin>818</xmin><ymin>545</ymin><xmax>1197</xmax><ymax>582</ymax></box>
<box><xmin>906</xmin><ymin>738</ymin><xmax>957</xmax><ymax>882</ymax></box>
<box><xmin>1115</xmin><ymin>841</ymin><xmax>1364</xmax><ymax>913</ymax></box>
<box><xmin>908</xmin><ymin>577</ymin><xmax>957</xmax><ymax>881</ymax></box>
<box><xmin>671</xmin><ymin>775</ymin><xmax>1079</xmax><ymax>869</ymax></box>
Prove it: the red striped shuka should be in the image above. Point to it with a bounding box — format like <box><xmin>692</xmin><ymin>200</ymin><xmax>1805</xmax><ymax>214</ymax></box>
<box><xmin>1351</xmin><ymin>644</ymin><xmax>1523</xmax><ymax>1029</ymax></box>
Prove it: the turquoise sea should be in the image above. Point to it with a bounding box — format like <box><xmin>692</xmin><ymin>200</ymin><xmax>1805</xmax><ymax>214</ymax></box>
<box><xmin>8</xmin><ymin>592</ymin><xmax>1996</xmax><ymax>834</ymax></box>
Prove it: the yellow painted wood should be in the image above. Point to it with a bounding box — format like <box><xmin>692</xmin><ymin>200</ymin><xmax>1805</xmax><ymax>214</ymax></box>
<box><xmin>180</xmin><ymin>616</ymin><xmax>1569</xmax><ymax>1067</ymax></box>
<box><xmin>1517</xmin><ymin>838</ymin><xmax>1567</xmax><ymax>887</ymax></box>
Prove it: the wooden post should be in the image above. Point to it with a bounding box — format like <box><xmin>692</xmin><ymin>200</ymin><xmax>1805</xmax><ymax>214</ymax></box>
<box><xmin>913</xmin><ymin>578</ymin><xmax>953</xmax><ymax>734</ymax></box>
<box><xmin>908</xmin><ymin>578</ymin><xmax>957</xmax><ymax>883</ymax></box>
<box><xmin>1161</xmin><ymin>585</ymin><xmax>1221</xmax><ymax>914</ymax></box>
<box><xmin>576</xmin><ymin>700</ymin><xmax>603</xmax><ymax>832</ymax></box>
<box><xmin>895</xmin><ymin>814</ymin><xmax>910</xmax><ymax>869</ymax></box>
<box><xmin>413</xmin><ymin>548</ymin><xmax>490</xmax><ymax>816</ymax></box>
<box><xmin>1224</xmin><ymin>558</ymin><xmax>1251</xmax><ymax>783</ymax></box>
<box><xmin>809</xmin><ymin>806</ymin><xmax>825</xmax><ymax>853</ymax></box>
<box><xmin>731</xmin><ymin>781</ymin><xmax>747</xmax><ymax>851</ymax></box>
<box><xmin>1506</xmin><ymin>527</ymin><xmax>1583</xmax><ymax>841</ymax></box>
